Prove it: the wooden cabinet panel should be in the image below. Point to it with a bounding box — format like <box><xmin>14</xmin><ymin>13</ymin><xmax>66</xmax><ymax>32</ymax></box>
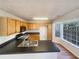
<box><xmin>26</xmin><ymin>23</ymin><xmax>28</xmax><ymax>30</ymax></box>
<box><xmin>33</xmin><ymin>24</ymin><xmax>40</xmax><ymax>30</ymax></box>
<box><xmin>21</xmin><ymin>22</ymin><xmax>28</xmax><ymax>30</ymax></box>
<box><xmin>28</xmin><ymin>23</ymin><xmax>33</xmax><ymax>30</ymax></box>
<box><xmin>28</xmin><ymin>34</ymin><xmax>40</xmax><ymax>41</ymax></box>
<box><xmin>28</xmin><ymin>23</ymin><xmax>41</xmax><ymax>30</ymax></box>
<box><xmin>0</xmin><ymin>17</ymin><xmax>7</xmax><ymax>36</ymax></box>
<box><xmin>15</xmin><ymin>20</ymin><xmax>20</xmax><ymax>32</ymax></box>
<box><xmin>28</xmin><ymin>24</ymin><xmax>33</xmax><ymax>30</ymax></box>
<box><xmin>21</xmin><ymin>22</ymin><xmax>25</xmax><ymax>26</ymax></box>
<box><xmin>47</xmin><ymin>24</ymin><xmax>52</xmax><ymax>40</ymax></box>
<box><xmin>8</xmin><ymin>18</ymin><xmax>16</xmax><ymax>35</ymax></box>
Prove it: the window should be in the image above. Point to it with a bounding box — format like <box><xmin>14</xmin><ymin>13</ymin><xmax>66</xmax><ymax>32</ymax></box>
<box><xmin>63</xmin><ymin>22</ymin><xmax>79</xmax><ymax>46</ymax></box>
<box><xmin>55</xmin><ymin>24</ymin><xmax>60</xmax><ymax>37</ymax></box>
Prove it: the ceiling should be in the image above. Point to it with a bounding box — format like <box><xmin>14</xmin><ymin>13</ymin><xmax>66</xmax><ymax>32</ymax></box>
<box><xmin>0</xmin><ymin>0</ymin><xmax>79</xmax><ymax>20</ymax></box>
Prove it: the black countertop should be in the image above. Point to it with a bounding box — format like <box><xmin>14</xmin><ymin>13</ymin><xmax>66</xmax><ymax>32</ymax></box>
<box><xmin>0</xmin><ymin>39</ymin><xmax>60</xmax><ymax>54</ymax></box>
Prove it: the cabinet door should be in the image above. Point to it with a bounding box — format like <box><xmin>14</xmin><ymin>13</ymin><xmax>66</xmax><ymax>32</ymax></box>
<box><xmin>33</xmin><ymin>24</ymin><xmax>40</xmax><ymax>30</ymax></box>
<box><xmin>26</xmin><ymin>23</ymin><xmax>28</xmax><ymax>30</ymax></box>
<box><xmin>20</xmin><ymin>22</ymin><xmax>28</xmax><ymax>30</ymax></box>
<box><xmin>15</xmin><ymin>20</ymin><xmax>20</xmax><ymax>32</ymax></box>
<box><xmin>28</xmin><ymin>23</ymin><xmax>41</xmax><ymax>30</ymax></box>
<box><xmin>8</xmin><ymin>18</ymin><xmax>16</xmax><ymax>35</ymax></box>
<box><xmin>28</xmin><ymin>23</ymin><xmax>33</xmax><ymax>30</ymax></box>
<box><xmin>47</xmin><ymin>24</ymin><xmax>52</xmax><ymax>40</ymax></box>
<box><xmin>29</xmin><ymin>34</ymin><xmax>39</xmax><ymax>41</ymax></box>
<box><xmin>0</xmin><ymin>17</ymin><xmax>7</xmax><ymax>36</ymax></box>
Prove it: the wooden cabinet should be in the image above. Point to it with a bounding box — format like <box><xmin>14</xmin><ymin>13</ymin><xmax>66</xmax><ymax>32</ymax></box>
<box><xmin>28</xmin><ymin>23</ymin><xmax>41</xmax><ymax>30</ymax></box>
<box><xmin>47</xmin><ymin>24</ymin><xmax>52</xmax><ymax>40</ymax></box>
<box><xmin>21</xmin><ymin>22</ymin><xmax>28</xmax><ymax>30</ymax></box>
<box><xmin>21</xmin><ymin>22</ymin><xmax>25</xmax><ymax>26</ymax></box>
<box><xmin>28</xmin><ymin>34</ymin><xmax>40</xmax><ymax>41</ymax></box>
<box><xmin>15</xmin><ymin>20</ymin><xmax>21</xmax><ymax>32</ymax></box>
<box><xmin>7</xmin><ymin>18</ymin><xmax>16</xmax><ymax>35</ymax></box>
<box><xmin>28</xmin><ymin>23</ymin><xmax>33</xmax><ymax>30</ymax></box>
<box><xmin>25</xmin><ymin>23</ymin><xmax>28</xmax><ymax>30</ymax></box>
<box><xmin>0</xmin><ymin>17</ymin><xmax>8</xmax><ymax>36</ymax></box>
<box><xmin>0</xmin><ymin>17</ymin><xmax>28</xmax><ymax>36</ymax></box>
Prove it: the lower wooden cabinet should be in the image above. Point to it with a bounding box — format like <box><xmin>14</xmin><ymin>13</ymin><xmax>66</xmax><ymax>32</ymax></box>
<box><xmin>28</xmin><ymin>34</ymin><xmax>40</xmax><ymax>41</ymax></box>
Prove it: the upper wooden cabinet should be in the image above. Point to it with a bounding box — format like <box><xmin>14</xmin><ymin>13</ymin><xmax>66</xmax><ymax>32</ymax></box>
<box><xmin>20</xmin><ymin>22</ymin><xmax>28</xmax><ymax>30</ymax></box>
<box><xmin>0</xmin><ymin>17</ymin><xmax>28</xmax><ymax>36</ymax></box>
<box><xmin>28</xmin><ymin>23</ymin><xmax>41</xmax><ymax>30</ymax></box>
<box><xmin>15</xmin><ymin>20</ymin><xmax>21</xmax><ymax>33</ymax></box>
<box><xmin>0</xmin><ymin>17</ymin><xmax>8</xmax><ymax>36</ymax></box>
<box><xmin>0</xmin><ymin>17</ymin><xmax>16</xmax><ymax>36</ymax></box>
<box><xmin>7</xmin><ymin>18</ymin><xmax>16</xmax><ymax>35</ymax></box>
<box><xmin>28</xmin><ymin>23</ymin><xmax>33</xmax><ymax>30</ymax></box>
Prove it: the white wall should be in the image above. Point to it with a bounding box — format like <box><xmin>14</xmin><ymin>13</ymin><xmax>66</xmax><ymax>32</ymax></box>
<box><xmin>52</xmin><ymin>9</ymin><xmax>79</xmax><ymax>58</ymax></box>
<box><xmin>0</xmin><ymin>9</ymin><xmax>24</xmax><ymax>21</ymax></box>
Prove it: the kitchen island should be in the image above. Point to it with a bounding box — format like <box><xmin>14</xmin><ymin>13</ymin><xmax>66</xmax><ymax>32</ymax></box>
<box><xmin>0</xmin><ymin>30</ymin><xmax>60</xmax><ymax>59</ymax></box>
<box><xmin>0</xmin><ymin>39</ymin><xmax>60</xmax><ymax>59</ymax></box>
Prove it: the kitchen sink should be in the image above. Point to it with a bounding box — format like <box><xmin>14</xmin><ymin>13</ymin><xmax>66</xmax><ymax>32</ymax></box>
<box><xmin>17</xmin><ymin>40</ymin><xmax>38</xmax><ymax>47</ymax></box>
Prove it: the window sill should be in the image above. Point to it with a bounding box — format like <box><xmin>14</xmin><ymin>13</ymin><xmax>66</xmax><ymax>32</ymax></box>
<box><xmin>61</xmin><ymin>38</ymin><xmax>79</xmax><ymax>48</ymax></box>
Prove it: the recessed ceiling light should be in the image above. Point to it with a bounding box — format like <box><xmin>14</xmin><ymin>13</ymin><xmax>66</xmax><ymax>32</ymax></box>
<box><xmin>33</xmin><ymin>17</ymin><xmax>49</xmax><ymax>20</ymax></box>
